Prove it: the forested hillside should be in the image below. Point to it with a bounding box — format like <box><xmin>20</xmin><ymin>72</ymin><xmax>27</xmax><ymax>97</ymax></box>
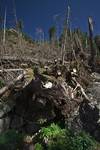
<box><xmin>0</xmin><ymin>1</ymin><xmax>100</xmax><ymax>150</ymax></box>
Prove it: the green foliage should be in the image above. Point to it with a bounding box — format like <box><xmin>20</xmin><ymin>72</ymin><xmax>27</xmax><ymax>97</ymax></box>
<box><xmin>95</xmin><ymin>35</ymin><xmax>100</xmax><ymax>49</ymax></box>
<box><xmin>71</xmin><ymin>132</ymin><xmax>97</xmax><ymax>150</ymax></box>
<box><xmin>47</xmin><ymin>130</ymin><xmax>69</xmax><ymax>150</ymax></box>
<box><xmin>34</xmin><ymin>143</ymin><xmax>44</xmax><ymax>150</ymax></box>
<box><xmin>0</xmin><ymin>80</ymin><xmax>5</xmax><ymax>88</ymax></box>
<box><xmin>94</xmin><ymin>35</ymin><xmax>100</xmax><ymax>56</ymax></box>
<box><xmin>38</xmin><ymin>123</ymin><xmax>97</xmax><ymax>150</ymax></box>
<box><xmin>48</xmin><ymin>26</ymin><xmax>56</xmax><ymax>42</ymax></box>
<box><xmin>0</xmin><ymin>130</ymin><xmax>24</xmax><ymax>150</ymax></box>
<box><xmin>40</xmin><ymin>123</ymin><xmax>65</xmax><ymax>140</ymax></box>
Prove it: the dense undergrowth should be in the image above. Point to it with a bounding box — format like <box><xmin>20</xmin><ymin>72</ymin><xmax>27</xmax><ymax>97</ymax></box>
<box><xmin>0</xmin><ymin>130</ymin><xmax>24</xmax><ymax>150</ymax></box>
<box><xmin>34</xmin><ymin>123</ymin><xmax>98</xmax><ymax>150</ymax></box>
<box><xmin>0</xmin><ymin>123</ymin><xmax>99</xmax><ymax>150</ymax></box>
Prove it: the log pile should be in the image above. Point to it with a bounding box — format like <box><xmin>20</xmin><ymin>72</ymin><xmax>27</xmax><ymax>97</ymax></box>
<box><xmin>0</xmin><ymin>61</ymin><xmax>89</xmax><ymax>121</ymax></box>
<box><xmin>0</xmin><ymin>59</ymin><xmax>100</xmax><ymax>141</ymax></box>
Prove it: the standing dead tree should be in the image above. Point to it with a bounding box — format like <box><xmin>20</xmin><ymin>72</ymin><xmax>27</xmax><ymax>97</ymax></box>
<box><xmin>13</xmin><ymin>0</ymin><xmax>18</xmax><ymax>27</ymax></box>
<box><xmin>88</xmin><ymin>17</ymin><xmax>96</xmax><ymax>70</ymax></box>
<box><xmin>13</xmin><ymin>0</ymin><xmax>24</xmax><ymax>58</ymax></box>
<box><xmin>74</xmin><ymin>32</ymin><xmax>84</xmax><ymax>53</ymax></box>
<box><xmin>53</xmin><ymin>14</ymin><xmax>62</xmax><ymax>49</ymax></box>
<box><xmin>61</xmin><ymin>5</ymin><xmax>71</xmax><ymax>65</ymax></box>
<box><xmin>3</xmin><ymin>8</ymin><xmax>7</xmax><ymax>48</ymax></box>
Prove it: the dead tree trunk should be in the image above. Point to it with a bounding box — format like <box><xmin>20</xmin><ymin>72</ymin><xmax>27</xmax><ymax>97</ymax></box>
<box><xmin>0</xmin><ymin>71</ymin><xmax>25</xmax><ymax>97</ymax></box>
<box><xmin>88</xmin><ymin>17</ymin><xmax>96</xmax><ymax>70</ymax></box>
<box><xmin>61</xmin><ymin>6</ymin><xmax>71</xmax><ymax>65</ymax></box>
<box><xmin>2</xmin><ymin>8</ymin><xmax>7</xmax><ymax>57</ymax></box>
<box><xmin>3</xmin><ymin>8</ymin><xmax>6</xmax><ymax>46</ymax></box>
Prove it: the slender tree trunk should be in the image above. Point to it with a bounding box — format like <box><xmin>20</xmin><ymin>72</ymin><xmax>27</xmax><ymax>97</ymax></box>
<box><xmin>88</xmin><ymin>17</ymin><xmax>96</xmax><ymax>70</ymax></box>
<box><xmin>62</xmin><ymin>6</ymin><xmax>70</xmax><ymax>65</ymax></box>
<box><xmin>3</xmin><ymin>8</ymin><xmax>6</xmax><ymax>46</ymax></box>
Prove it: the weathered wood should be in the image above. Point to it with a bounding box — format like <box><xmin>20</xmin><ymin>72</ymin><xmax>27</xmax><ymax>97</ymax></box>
<box><xmin>88</xmin><ymin>17</ymin><xmax>96</xmax><ymax>70</ymax></box>
<box><xmin>0</xmin><ymin>68</ymin><xmax>24</xmax><ymax>73</ymax></box>
<box><xmin>72</xmin><ymin>77</ymin><xmax>89</xmax><ymax>101</ymax></box>
<box><xmin>0</xmin><ymin>71</ymin><xmax>26</xmax><ymax>97</ymax></box>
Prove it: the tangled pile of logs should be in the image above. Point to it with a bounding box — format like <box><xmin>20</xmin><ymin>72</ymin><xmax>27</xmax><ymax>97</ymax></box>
<box><xmin>0</xmin><ymin>58</ymin><xmax>100</xmax><ymax>142</ymax></box>
<box><xmin>0</xmin><ymin>60</ymin><xmax>89</xmax><ymax>119</ymax></box>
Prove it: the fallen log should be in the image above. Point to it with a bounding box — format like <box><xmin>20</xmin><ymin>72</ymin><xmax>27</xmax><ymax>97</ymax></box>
<box><xmin>0</xmin><ymin>68</ymin><xmax>24</xmax><ymax>73</ymax></box>
<box><xmin>0</xmin><ymin>71</ymin><xmax>26</xmax><ymax>97</ymax></box>
<box><xmin>72</xmin><ymin>77</ymin><xmax>89</xmax><ymax>100</ymax></box>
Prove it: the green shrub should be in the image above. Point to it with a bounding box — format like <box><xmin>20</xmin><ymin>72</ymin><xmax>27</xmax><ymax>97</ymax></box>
<box><xmin>0</xmin><ymin>124</ymin><xmax>97</xmax><ymax>150</ymax></box>
<box><xmin>0</xmin><ymin>130</ymin><xmax>24</xmax><ymax>150</ymax></box>
<box><xmin>39</xmin><ymin>123</ymin><xmax>97</xmax><ymax>150</ymax></box>
<box><xmin>71</xmin><ymin>132</ymin><xmax>97</xmax><ymax>150</ymax></box>
<box><xmin>40</xmin><ymin>123</ymin><xmax>65</xmax><ymax>141</ymax></box>
<box><xmin>39</xmin><ymin>123</ymin><xmax>70</xmax><ymax>150</ymax></box>
<box><xmin>34</xmin><ymin>143</ymin><xmax>44</xmax><ymax>150</ymax></box>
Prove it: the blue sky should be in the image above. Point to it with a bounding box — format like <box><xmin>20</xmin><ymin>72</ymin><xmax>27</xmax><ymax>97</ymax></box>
<box><xmin>0</xmin><ymin>0</ymin><xmax>100</xmax><ymax>39</ymax></box>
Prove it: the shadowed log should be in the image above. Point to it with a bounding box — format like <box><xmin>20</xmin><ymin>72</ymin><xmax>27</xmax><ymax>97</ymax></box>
<box><xmin>0</xmin><ymin>71</ymin><xmax>26</xmax><ymax>97</ymax></box>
